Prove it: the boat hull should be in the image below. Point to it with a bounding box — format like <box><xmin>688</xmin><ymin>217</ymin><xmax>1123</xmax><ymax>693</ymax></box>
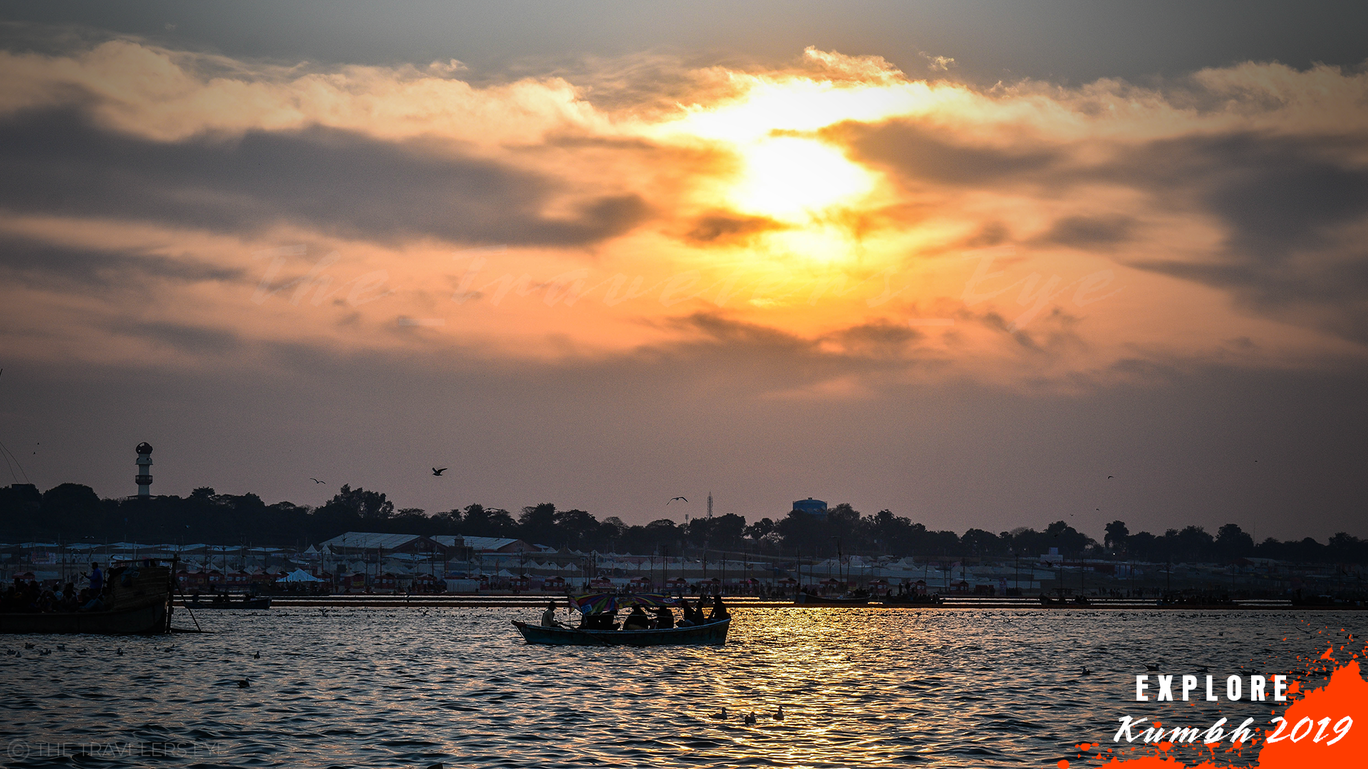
<box><xmin>183</xmin><ymin>597</ymin><xmax>272</xmax><ymax>610</ymax></box>
<box><xmin>0</xmin><ymin>601</ymin><xmax>169</xmax><ymax>635</ymax></box>
<box><xmin>513</xmin><ymin>618</ymin><xmax>730</xmax><ymax>646</ymax></box>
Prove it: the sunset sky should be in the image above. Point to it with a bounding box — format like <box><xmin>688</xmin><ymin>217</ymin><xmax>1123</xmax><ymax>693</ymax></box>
<box><xmin>2</xmin><ymin>2</ymin><xmax>1366</xmax><ymax>541</ymax></box>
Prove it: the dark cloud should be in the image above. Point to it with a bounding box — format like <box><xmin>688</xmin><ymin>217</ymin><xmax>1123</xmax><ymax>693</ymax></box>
<box><xmin>828</xmin><ymin>118</ymin><xmax>1060</xmax><ymax>186</ymax></box>
<box><xmin>1037</xmin><ymin>215</ymin><xmax>1135</xmax><ymax>249</ymax></box>
<box><xmin>1116</xmin><ymin>132</ymin><xmax>1368</xmax><ymax>342</ymax></box>
<box><xmin>683</xmin><ymin>212</ymin><xmax>787</xmax><ymax>244</ymax></box>
<box><xmin>0</xmin><ymin>107</ymin><xmax>649</xmax><ymax>247</ymax></box>
<box><xmin>1122</xmin><ymin>132</ymin><xmax>1368</xmax><ymax>263</ymax></box>
<box><xmin>0</xmin><ymin>231</ymin><xmax>243</xmax><ymax>290</ymax></box>
<box><xmin>828</xmin><ymin>320</ymin><xmax>921</xmax><ymax>358</ymax></box>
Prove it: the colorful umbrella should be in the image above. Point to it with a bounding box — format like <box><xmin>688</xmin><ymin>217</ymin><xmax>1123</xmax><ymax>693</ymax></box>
<box><xmin>569</xmin><ymin>593</ymin><xmax>679</xmax><ymax>614</ymax></box>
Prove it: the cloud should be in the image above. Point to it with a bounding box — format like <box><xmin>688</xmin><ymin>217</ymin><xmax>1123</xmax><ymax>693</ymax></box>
<box><xmin>682</xmin><ymin>212</ymin><xmax>787</xmax><ymax>244</ymax></box>
<box><xmin>1114</xmin><ymin>131</ymin><xmax>1368</xmax><ymax>341</ymax></box>
<box><xmin>830</xmin><ymin>118</ymin><xmax>1060</xmax><ymax>186</ymax></box>
<box><xmin>0</xmin><ymin>106</ymin><xmax>649</xmax><ymax>247</ymax></box>
<box><xmin>1037</xmin><ymin>215</ymin><xmax>1136</xmax><ymax>248</ymax></box>
<box><xmin>0</xmin><ymin>230</ymin><xmax>243</xmax><ymax>290</ymax></box>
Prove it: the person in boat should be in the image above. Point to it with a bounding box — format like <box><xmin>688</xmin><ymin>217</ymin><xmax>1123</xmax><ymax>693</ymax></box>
<box><xmin>580</xmin><ymin>608</ymin><xmax>615</xmax><ymax>630</ymax></box>
<box><xmin>652</xmin><ymin>604</ymin><xmax>674</xmax><ymax>629</ymax></box>
<box><xmin>708</xmin><ymin>594</ymin><xmax>729</xmax><ymax>622</ymax></box>
<box><xmin>540</xmin><ymin>600</ymin><xmax>567</xmax><ymax>628</ymax></box>
<box><xmin>690</xmin><ymin>600</ymin><xmax>708</xmax><ymax>625</ymax></box>
<box><xmin>621</xmin><ymin>605</ymin><xmax>652</xmax><ymax>630</ymax></box>
<box><xmin>675</xmin><ymin>598</ymin><xmax>695</xmax><ymax>627</ymax></box>
<box><xmin>89</xmin><ymin>563</ymin><xmax>103</xmax><ymax>594</ymax></box>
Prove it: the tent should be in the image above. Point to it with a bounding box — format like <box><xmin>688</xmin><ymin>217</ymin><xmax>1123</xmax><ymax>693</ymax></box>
<box><xmin>280</xmin><ymin>569</ymin><xmax>324</xmax><ymax>583</ymax></box>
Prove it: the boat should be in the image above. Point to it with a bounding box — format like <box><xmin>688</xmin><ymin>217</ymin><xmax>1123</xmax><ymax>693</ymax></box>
<box><xmin>880</xmin><ymin>593</ymin><xmax>944</xmax><ymax>607</ymax></box>
<box><xmin>182</xmin><ymin>594</ymin><xmax>272</xmax><ymax>610</ymax></box>
<box><xmin>793</xmin><ymin>592</ymin><xmax>870</xmax><ymax>606</ymax></box>
<box><xmin>0</xmin><ymin>563</ymin><xmax>174</xmax><ymax>635</ymax></box>
<box><xmin>514</xmin><ymin>592</ymin><xmax>731</xmax><ymax>646</ymax></box>
<box><xmin>513</xmin><ymin>617</ymin><xmax>730</xmax><ymax>646</ymax></box>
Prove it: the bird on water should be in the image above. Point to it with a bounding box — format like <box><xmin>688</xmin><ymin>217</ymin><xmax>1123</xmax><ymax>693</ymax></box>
<box><xmin>710</xmin><ymin>707</ymin><xmax>727</xmax><ymax>720</ymax></box>
<box><xmin>237</xmin><ymin>678</ymin><xmax>250</xmax><ymax>688</ymax></box>
<box><xmin>743</xmin><ymin>712</ymin><xmax>757</xmax><ymax>725</ymax></box>
<box><xmin>773</xmin><ymin>705</ymin><xmax>785</xmax><ymax>721</ymax></box>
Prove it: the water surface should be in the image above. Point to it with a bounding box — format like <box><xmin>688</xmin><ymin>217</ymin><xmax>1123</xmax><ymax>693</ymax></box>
<box><xmin>3</xmin><ymin>607</ymin><xmax>1363</xmax><ymax>767</ymax></box>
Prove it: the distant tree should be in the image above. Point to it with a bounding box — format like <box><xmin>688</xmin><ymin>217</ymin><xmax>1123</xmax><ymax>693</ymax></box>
<box><xmin>553</xmin><ymin>508</ymin><xmax>599</xmax><ymax>549</ymax></box>
<box><xmin>743</xmin><ymin>517</ymin><xmax>775</xmax><ymax>542</ymax></box>
<box><xmin>962</xmin><ymin>528</ymin><xmax>1006</xmax><ymax>557</ymax></box>
<box><xmin>518</xmin><ymin>503</ymin><xmax>557</xmax><ymax>545</ymax></box>
<box><xmin>1104</xmin><ymin>520</ymin><xmax>1130</xmax><ymax>553</ymax></box>
<box><xmin>317</xmin><ymin>485</ymin><xmax>393</xmax><ymax>522</ymax></box>
<box><xmin>458</xmin><ymin>504</ymin><xmax>515</xmax><ymax>537</ymax></box>
<box><xmin>1214</xmin><ymin>523</ymin><xmax>1254</xmax><ymax>560</ymax></box>
<box><xmin>1044</xmin><ymin>520</ymin><xmax>1092</xmax><ymax>557</ymax></box>
<box><xmin>40</xmin><ymin>483</ymin><xmax>105</xmax><ymax>539</ymax></box>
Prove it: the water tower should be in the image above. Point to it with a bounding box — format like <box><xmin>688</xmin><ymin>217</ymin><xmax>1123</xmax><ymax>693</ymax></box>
<box><xmin>135</xmin><ymin>442</ymin><xmax>154</xmax><ymax>497</ymax></box>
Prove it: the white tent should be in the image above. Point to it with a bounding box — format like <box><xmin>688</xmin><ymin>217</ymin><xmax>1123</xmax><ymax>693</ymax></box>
<box><xmin>280</xmin><ymin>569</ymin><xmax>324</xmax><ymax>583</ymax></box>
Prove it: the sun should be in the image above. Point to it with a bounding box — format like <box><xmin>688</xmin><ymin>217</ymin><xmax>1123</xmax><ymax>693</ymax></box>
<box><xmin>727</xmin><ymin>136</ymin><xmax>876</xmax><ymax>221</ymax></box>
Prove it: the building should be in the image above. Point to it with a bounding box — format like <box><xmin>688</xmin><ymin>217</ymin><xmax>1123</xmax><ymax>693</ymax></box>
<box><xmin>319</xmin><ymin>532</ymin><xmax>449</xmax><ymax>560</ymax></box>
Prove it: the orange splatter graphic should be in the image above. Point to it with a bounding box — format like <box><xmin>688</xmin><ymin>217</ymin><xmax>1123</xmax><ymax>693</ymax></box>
<box><xmin>1097</xmin><ymin>658</ymin><xmax>1368</xmax><ymax>768</ymax></box>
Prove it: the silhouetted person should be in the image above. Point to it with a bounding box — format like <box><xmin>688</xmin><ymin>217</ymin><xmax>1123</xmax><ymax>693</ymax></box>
<box><xmin>709</xmin><ymin>594</ymin><xmax>729</xmax><ymax>622</ymax></box>
<box><xmin>653</xmin><ymin>605</ymin><xmax>674</xmax><ymax>629</ymax></box>
<box><xmin>622</xmin><ymin>605</ymin><xmax>651</xmax><ymax>630</ymax></box>
<box><xmin>676</xmin><ymin>598</ymin><xmax>695</xmax><ymax>627</ymax></box>
<box><xmin>540</xmin><ymin>601</ymin><xmax>565</xmax><ymax>628</ymax></box>
<box><xmin>89</xmin><ymin>563</ymin><xmax>103</xmax><ymax>593</ymax></box>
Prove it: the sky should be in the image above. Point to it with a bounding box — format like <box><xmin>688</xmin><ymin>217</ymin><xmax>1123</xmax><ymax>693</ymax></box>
<box><xmin>1</xmin><ymin>2</ymin><xmax>1366</xmax><ymax>542</ymax></box>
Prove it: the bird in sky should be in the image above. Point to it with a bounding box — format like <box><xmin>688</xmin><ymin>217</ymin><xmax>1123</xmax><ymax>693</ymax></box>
<box><xmin>668</xmin><ymin>496</ymin><xmax>687</xmax><ymax>504</ymax></box>
<box><xmin>310</xmin><ymin>478</ymin><xmax>325</xmax><ymax>484</ymax></box>
<box><xmin>432</xmin><ymin>467</ymin><xmax>448</xmax><ymax>476</ymax></box>
<box><xmin>1107</xmin><ymin>475</ymin><xmax>1114</xmax><ymax>479</ymax></box>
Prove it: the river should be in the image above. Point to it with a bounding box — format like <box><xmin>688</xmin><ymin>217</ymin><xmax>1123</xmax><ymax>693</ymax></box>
<box><xmin>3</xmin><ymin>606</ymin><xmax>1364</xmax><ymax>767</ymax></box>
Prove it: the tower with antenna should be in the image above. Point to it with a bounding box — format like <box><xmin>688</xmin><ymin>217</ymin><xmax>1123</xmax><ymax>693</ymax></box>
<box><xmin>707</xmin><ymin>491</ymin><xmax>712</xmax><ymax>519</ymax></box>
<box><xmin>134</xmin><ymin>442</ymin><xmax>154</xmax><ymax>498</ymax></box>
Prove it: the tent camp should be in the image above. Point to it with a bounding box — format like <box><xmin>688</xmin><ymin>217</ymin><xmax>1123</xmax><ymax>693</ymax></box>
<box><xmin>280</xmin><ymin>569</ymin><xmax>324</xmax><ymax>583</ymax></box>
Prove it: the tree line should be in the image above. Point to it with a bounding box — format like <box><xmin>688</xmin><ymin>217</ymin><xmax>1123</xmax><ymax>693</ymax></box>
<box><xmin>2</xmin><ymin>482</ymin><xmax>1367</xmax><ymax>565</ymax></box>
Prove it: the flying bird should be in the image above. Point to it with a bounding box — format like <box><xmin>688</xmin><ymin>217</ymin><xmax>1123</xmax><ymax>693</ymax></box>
<box><xmin>432</xmin><ymin>467</ymin><xmax>447</xmax><ymax>476</ymax></box>
<box><xmin>668</xmin><ymin>496</ymin><xmax>687</xmax><ymax>504</ymax></box>
<box><xmin>1107</xmin><ymin>475</ymin><xmax>1114</xmax><ymax>479</ymax></box>
<box><xmin>310</xmin><ymin>478</ymin><xmax>325</xmax><ymax>484</ymax></box>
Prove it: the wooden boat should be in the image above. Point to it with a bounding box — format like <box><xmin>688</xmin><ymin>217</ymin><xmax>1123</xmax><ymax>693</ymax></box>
<box><xmin>182</xmin><ymin>595</ymin><xmax>272</xmax><ymax>610</ymax></box>
<box><xmin>0</xmin><ymin>564</ymin><xmax>173</xmax><ymax>635</ymax></box>
<box><xmin>793</xmin><ymin>593</ymin><xmax>870</xmax><ymax>606</ymax></box>
<box><xmin>513</xmin><ymin>617</ymin><xmax>730</xmax><ymax>646</ymax></box>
